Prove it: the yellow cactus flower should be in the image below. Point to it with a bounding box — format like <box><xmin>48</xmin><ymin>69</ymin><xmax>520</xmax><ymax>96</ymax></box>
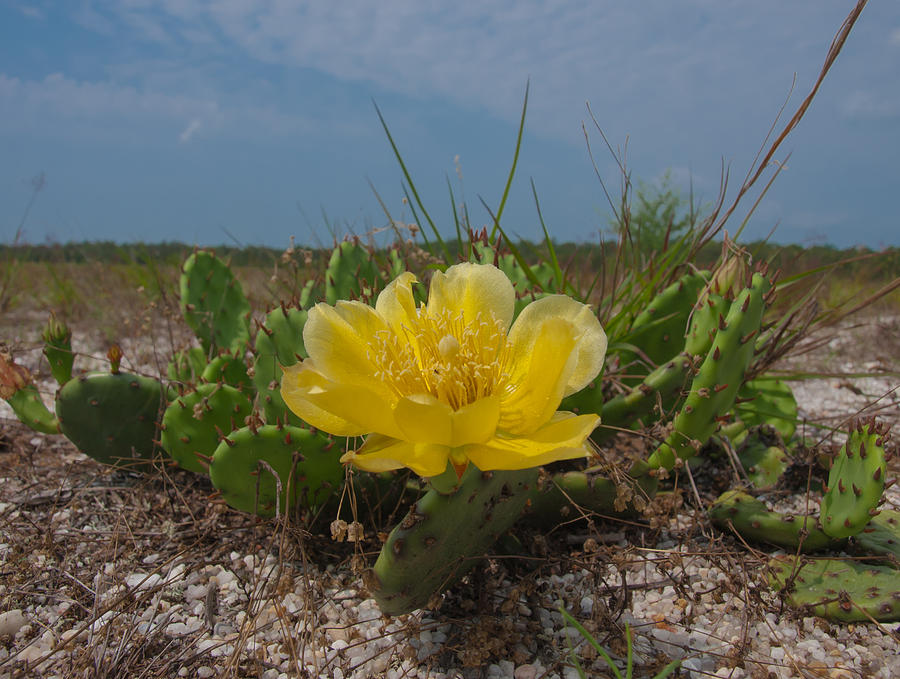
<box><xmin>281</xmin><ymin>262</ymin><xmax>606</xmax><ymax>478</ymax></box>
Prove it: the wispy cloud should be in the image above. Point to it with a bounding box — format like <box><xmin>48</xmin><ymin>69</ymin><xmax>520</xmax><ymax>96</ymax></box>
<box><xmin>178</xmin><ymin>118</ymin><xmax>201</xmax><ymax>143</ymax></box>
<box><xmin>841</xmin><ymin>90</ymin><xmax>900</xmax><ymax>121</ymax></box>
<box><xmin>72</xmin><ymin>0</ymin><xmax>872</xmax><ymax>145</ymax></box>
<box><xmin>16</xmin><ymin>3</ymin><xmax>44</xmax><ymax>20</ymax></box>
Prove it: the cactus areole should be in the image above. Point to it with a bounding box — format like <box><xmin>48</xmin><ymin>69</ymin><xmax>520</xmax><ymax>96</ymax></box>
<box><xmin>281</xmin><ymin>262</ymin><xmax>607</xmax><ymax>479</ymax></box>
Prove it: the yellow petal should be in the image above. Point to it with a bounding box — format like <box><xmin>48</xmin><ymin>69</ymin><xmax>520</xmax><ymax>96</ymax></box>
<box><xmin>394</xmin><ymin>394</ymin><xmax>453</xmax><ymax>446</ymax></box>
<box><xmin>508</xmin><ymin>295</ymin><xmax>607</xmax><ymax>396</ymax></box>
<box><xmin>302</xmin><ymin>301</ymin><xmax>393</xmax><ymax>398</ymax></box>
<box><xmin>450</xmin><ymin>395</ymin><xmax>500</xmax><ymax>446</ymax></box>
<box><xmin>281</xmin><ymin>362</ymin><xmax>402</xmax><ymax>438</ymax></box>
<box><xmin>375</xmin><ymin>271</ymin><xmax>419</xmax><ymax>337</ymax></box>
<box><xmin>342</xmin><ymin>433</ymin><xmax>450</xmax><ymax>477</ymax></box>
<box><xmin>499</xmin><ymin>317</ymin><xmax>579</xmax><ymax>435</ymax></box>
<box><xmin>427</xmin><ymin>262</ymin><xmax>515</xmax><ymax>330</ymax></box>
<box><xmin>464</xmin><ymin>412</ymin><xmax>599</xmax><ymax>471</ymax></box>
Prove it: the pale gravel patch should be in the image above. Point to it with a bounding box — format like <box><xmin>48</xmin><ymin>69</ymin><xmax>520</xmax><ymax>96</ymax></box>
<box><xmin>1</xmin><ymin>316</ymin><xmax>898</xmax><ymax>678</ymax></box>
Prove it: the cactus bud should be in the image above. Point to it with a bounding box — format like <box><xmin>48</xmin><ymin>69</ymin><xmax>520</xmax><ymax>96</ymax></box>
<box><xmin>0</xmin><ymin>349</ymin><xmax>31</xmax><ymax>399</ymax></box>
<box><xmin>107</xmin><ymin>344</ymin><xmax>124</xmax><ymax>374</ymax></box>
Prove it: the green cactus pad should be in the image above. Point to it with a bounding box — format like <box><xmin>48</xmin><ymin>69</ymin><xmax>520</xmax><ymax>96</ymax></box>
<box><xmin>820</xmin><ymin>419</ymin><xmax>889</xmax><ymax>539</ymax></box>
<box><xmin>56</xmin><ymin>372</ymin><xmax>165</xmax><ymax>468</ymax></box>
<box><xmin>768</xmin><ymin>556</ymin><xmax>900</xmax><ymax>622</ymax></box>
<box><xmin>647</xmin><ymin>272</ymin><xmax>770</xmax><ymax>470</ymax></box>
<box><xmin>372</xmin><ymin>465</ymin><xmax>538</xmax><ymax>615</ymax></box>
<box><xmin>325</xmin><ymin>240</ymin><xmax>384</xmax><ymax>305</ymax></box>
<box><xmin>180</xmin><ymin>250</ymin><xmax>251</xmax><ymax>354</ymax></box>
<box><xmin>252</xmin><ymin>305</ymin><xmax>309</xmax><ymax>426</ymax></box>
<box><xmin>733</xmin><ymin>377</ymin><xmax>798</xmax><ymax>444</ymax></box>
<box><xmin>200</xmin><ymin>351</ymin><xmax>251</xmax><ymax>391</ymax></box>
<box><xmin>598</xmin><ymin>352</ymin><xmax>694</xmax><ymax>440</ymax></box>
<box><xmin>41</xmin><ymin>312</ymin><xmax>74</xmax><ymax>386</ymax></box>
<box><xmin>209</xmin><ymin>424</ymin><xmax>343</xmax><ymax>517</ymax></box>
<box><xmin>709</xmin><ymin>490</ymin><xmax>837</xmax><ymax>553</ymax></box>
<box><xmin>617</xmin><ymin>271</ymin><xmax>709</xmax><ymax>378</ymax></box>
<box><xmin>523</xmin><ymin>467</ymin><xmax>658</xmax><ymax>528</ymax></box>
<box><xmin>6</xmin><ymin>384</ymin><xmax>60</xmax><ymax>435</ymax></box>
<box><xmin>736</xmin><ymin>426</ymin><xmax>790</xmax><ymax>488</ymax></box>
<box><xmin>167</xmin><ymin>347</ymin><xmax>208</xmax><ymax>386</ymax></box>
<box><xmin>160</xmin><ymin>383</ymin><xmax>253</xmax><ymax>474</ymax></box>
<box><xmin>854</xmin><ymin>510</ymin><xmax>900</xmax><ymax>562</ymax></box>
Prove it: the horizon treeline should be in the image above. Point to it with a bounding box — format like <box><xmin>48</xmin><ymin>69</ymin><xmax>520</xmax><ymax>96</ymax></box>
<box><xmin>1</xmin><ymin>239</ymin><xmax>898</xmax><ymax>281</ymax></box>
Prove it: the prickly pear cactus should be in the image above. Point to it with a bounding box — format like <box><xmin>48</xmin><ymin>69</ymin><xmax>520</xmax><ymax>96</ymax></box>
<box><xmin>647</xmin><ymin>272</ymin><xmax>770</xmax><ymax>470</ymax></box>
<box><xmin>733</xmin><ymin>377</ymin><xmax>798</xmax><ymax>445</ymax></box>
<box><xmin>200</xmin><ymin>351</ymin><xmax>251</xmax><ymax>391</ymax></box>
<box><xmin>616</xmin><ymin>270</ymin><xmax>709</xmax><ymax>379</ymax></box>
<box><xmin>372</xmin><ymin>466</ymin><xmax>538</xmax><ymax>615</ymax></box>
<box><xmin>709</xmin><ymin>490</ymin><xmax>837</xmax><ymax>552</ymax></box>
<box><xmin>56</xmin><ymin>371</ymin><xmax>165</xmax><ymax>468</ymax></box>
<box><xmin>768</xmin><ymin>556</ymin><xmax>900</xmax><ymax>622</ymax></box>
<box><xmin>325</xmin><ymin>240</ymin><xmax>391</xmax><ymax>304</ymax></box>
<box><xmin>735</xmin><ymin>425</ymin><xmax>790</xmax><ymax>489</ymax></box>
<box><xmin>1</xmin><ymin>349</ymin><xmax>60</xmax><ymax>435</ymax></box>
<box><xmin>167</xmin><ymin>347</ymin><xmax>208</xmax><ymax>387</ymax></box>
<box><xmin>180</xmin><ymin>250</ymin><xmax>251</xmax><ymax>354</ymax></box>
<box><xmin>42</xmin><ymin>312</ymin><xmax>74</xmax><ymax>386</ymax></box>
<box><xmin>855</xmin><ymin>509</ymin><xmax>900</xmax><ymax>561</ymax></box>
<box><xmin>820</xmin><ymin>419</ymin><xmax>890</xmax><ymax>539</ymax></box>
<box><xmin>252</xmin><ymin>304</ymin><xmax>308</xmax><ymax>426</ymax></box>
<box><xmin>160</xmin><ymin>383</ymin><xmax>253</xmax><ymax>474</ymax></box>
<box><xmin>209</xmin><ymin>423</ymin><xmax>343</xmax><ymax>517</ymax></box>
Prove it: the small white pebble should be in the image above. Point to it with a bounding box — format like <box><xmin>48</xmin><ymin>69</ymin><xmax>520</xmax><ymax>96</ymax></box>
<box><xmin>197</xmin><ymin>667</ymin><xmax>214</xmax><ymax>678</ymax></box>
<box><xmin>0</xmin><ymin>610</ymin><xmax>27</xmax><ymax>637</ymax></box>
<box><xmin>514</xmin><ymin>664</ymin><xmax>537</xmax><ymax>679</ymax></box>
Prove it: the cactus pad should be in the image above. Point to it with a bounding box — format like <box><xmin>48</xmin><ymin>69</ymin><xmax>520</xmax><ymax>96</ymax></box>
<box><xmin>41</xmin><ymin>312</ymin><xmax>74</xmax><ymax>386</ymax></box>
<box><xmin>648</xmin><ymin>272</ymin><xmax>770</xmax><ymax>470</ymax></box>
<box><xmin>855</xmin><ymin>509</ymin><xmax>900</xmax><ymax>562</ymax></box>
<box><xmin>372</xmin><ymin>466</ymin><xmax>538</xmax><ymax>615</ymax></box>
<box><xmin>768</xmin><ymin>556</ymin><xmax>900</xmax><ymax>622</ymax></box>
<box><xmin>160</xmin><ymin>383</ymin><xmax>253</xmax><ymax>474</ymax></box>
<box><xmin>56</xmin><ymin>372</ymin><xmax>164</xmax><ymax>468</ymax></box>
<box><xmin>209</xmin><ymin>424</ymin><xmax>343</xmax><ymax>517</ymax></box>
<box><xmin>709</xmin><ymin>490</ymin><xmax>836</xmax><ymax>552</ymax></box>
<box><xmin>736</xmin><ymin>425</ymin><xmax>790</xmax><ymax>488</ymax></box>
<box><xmin>820</xmin><ymin>419</ymin><xmax>889</xmax><ymax>539</ymax></box>
<box><xmin>180</xmin><ymin>250</ymin><xmax>251</xmax><ymax>354</ymax></box>
<box><xmin>252</xmin><ymin>305</ymin><xmax>308</xmax><ymax>425</ymax></box>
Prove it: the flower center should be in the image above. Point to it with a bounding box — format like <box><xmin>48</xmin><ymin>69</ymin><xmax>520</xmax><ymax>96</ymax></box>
<box><xmin>372</xmin><ymin>308</ymin><xmax>510</xmax><ymax>410</ymax></box>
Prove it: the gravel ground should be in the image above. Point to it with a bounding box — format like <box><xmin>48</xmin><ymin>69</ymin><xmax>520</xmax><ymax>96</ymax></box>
<box><xmin>0</xmin><ymin>313</ymin><xmax>898</xmax><ymax>679</ymax></box>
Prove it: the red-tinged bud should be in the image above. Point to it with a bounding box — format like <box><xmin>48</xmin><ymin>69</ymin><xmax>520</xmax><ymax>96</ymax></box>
<box><xmin>107</xmin><ymin>344</ymin><xmax>123</xmax><ymax>374</ymax></box>
<box><xmin>0</xmin><ymin>349</ymin><xmax>31</xmax><ymax>399</ymax></box>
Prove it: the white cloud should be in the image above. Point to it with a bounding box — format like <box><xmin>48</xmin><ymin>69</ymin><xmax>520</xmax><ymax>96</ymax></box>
<box><xmin>0</xmin><ymin>72</ymin><xmax>323</xmax><ymax>143</ymax></box>
<box><xmin>17</xmin><ymin>4</ymin><xmax>44</xmax><ymax>20</ymax></box>
<box><xmin>178</xmin><ymin>118</ymin><xmax>201</xmax><ymax>143</ymax></box>
<box><xmin>841</xmin><ymin>90</ymin><xmax>900</xmax><ymax>121</ymax></box>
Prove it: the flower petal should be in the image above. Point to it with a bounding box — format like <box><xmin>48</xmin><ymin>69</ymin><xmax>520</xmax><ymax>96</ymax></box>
<box><xmin>427</xmin><ymin>262</ymin><xmax>515</xmax><ymax>330</ymax></box>
<box><xmin>464</xmin><ymin>411</ymin><xmax>599</xmax><ymax>471</ymax></box>
<box><xmin>342</xmin><ymin>433</ymin><xmax>450</xmax><ymax>477</ymax></box>
<box><xmin>395</xmin><ymin>394</ymin><xmax>453</xmax><ymax>446</ymax></box>
<box><xmin>281</xmin><ymin>362</ymin><xmax>402</xmax><ymax>438</ymax></box>
<box><xmin>508</xmin><ymin>295</ymin><xmax>607</xmax><ymax>396</ymax></box>
<box><xmin>302</xmin><ymin>300</ymin><xmax>393</xmax><ymax>398</ymax></box>
<box><xmin>375</xmin><ymin>271</ymin><xmax>419</xmax><ymax>337</ymax></box>
<box><xmin>498</xmin><ymin>317</ymin><xmax>579</xmax><ymax>435</ymax></box>
<box><xmin>450</xmin><ymin>395</ymin><xmax>500</xmax><ymax>446</ymax></box>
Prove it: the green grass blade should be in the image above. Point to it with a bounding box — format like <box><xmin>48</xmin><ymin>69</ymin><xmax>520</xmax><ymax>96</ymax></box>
<box><xmin>530</xmin><ymin>178</ymin><xmax>564</xmax><ymax>292</ymax></box>
<box><xmin>558</xmin><ymin>606</ymin><xmax>623</xmax><ymax>679</ymax></box>
<box><xmin>490</xmin><ymin>80</ymin><xmax>529</xmax><ymax>241</ymax></box>
<box><xmin>373</xmin><ymin>100</ymin><xmax>449</xmax><ymax>260</ymax></box>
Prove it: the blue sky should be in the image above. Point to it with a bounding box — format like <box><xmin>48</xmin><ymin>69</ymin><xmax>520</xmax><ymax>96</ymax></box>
<box><xmin>1</xmin><ymin>1</ymin><xmax>898</xmax><ymax>249</ymax></box>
